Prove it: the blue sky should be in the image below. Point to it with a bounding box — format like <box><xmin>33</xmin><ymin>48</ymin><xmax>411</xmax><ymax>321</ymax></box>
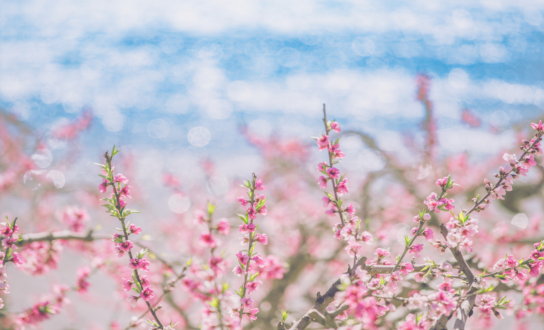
<box><xmin>2</xmin><ymin>0</ymin><xmax>544</xmax><ymax>162</ymax></box>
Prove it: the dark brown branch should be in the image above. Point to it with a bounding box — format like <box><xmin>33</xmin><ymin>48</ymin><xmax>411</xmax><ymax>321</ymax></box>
<box><xmin>430</xmin><ymin>225</ymin><xmax>477</xmax><ymax>330</ymax></box>
<box><xmin>17</xmin><ymin>230</ymin><xmax>109</xmax><ymax>246</ymax></box>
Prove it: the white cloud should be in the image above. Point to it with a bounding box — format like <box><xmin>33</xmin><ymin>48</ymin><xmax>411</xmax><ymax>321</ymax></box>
<box><xmin>1</xmin><ymin>0</ymin><xmax>544</xmax><ymax>132</ymax></box>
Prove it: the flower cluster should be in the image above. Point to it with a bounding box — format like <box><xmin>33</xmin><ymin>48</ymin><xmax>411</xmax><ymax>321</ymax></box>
<box><xmin>441</xmin><ymin>213</ymin><xmax>479</xmax><ymax>252</ymax></box>
<box><xmin>492</xmin><ymin>241</ymin><xmax>544</xmax><ymax>282</ymax></box>
<box><xmin>193</xmin><ymin>203</ymin><xmax>239</xmax><ymax>330</ymax></box>
<box><xmin>98</xmin><ymin>146</ymin><xmax>163</xmax><ymax>328</ymax></box>
<box><xmin>475</xmin><ymin>127</ymin><xmax>543</xmax><ymax>211</ymax></box>
<box><xmin>423</xmin><ymin>192</ymin><xmax>454</xmax><ymax>212</ymax></box>
<box><xmin>59</xmin><ymin>206</ymin><xmax>90</xmax><ymax>233</ymax></box>
<box><xmin>18</xmin><ymin>241</ymin><xmax>61</xmax><ymax>275</ymax></box>
<box><xmin>231</xmin><ymin>175</ymin><xmax>268</xmax><ymax>323</ymax></box>
<box><xmin>316</xmin><ymin>118</ymin><xmax>372</xmax><ymax>261</ymax></box>
<box><xmin>0</xmin><ymin>217</ymin><xmax>23</xmax><ymax>308</ymax></box>
<box><xmin>16</xmin><ymin>285</ymin><xmax>70</xmax><ymax>326</ymax></box>
<box><xmin>75</xmin><ymin>266</ymin><xmax>92</xmax><ymax>293</ymax></box>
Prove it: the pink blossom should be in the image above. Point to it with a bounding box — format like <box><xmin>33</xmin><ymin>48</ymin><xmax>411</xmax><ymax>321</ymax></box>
<box><xmin>99</xmin><ymin>180</ymin><xmax>108</xmax><ymax>193</ymax></box>
<box><xmin>247</xmin><ymin>206</ymin><xmax>257</xmax><ymax>220</ymax></box>
<box><xmin>345</xmin><ymin>241</ymin><xmax>362</xmax><ymax>257</ymax></box>
<box><xmin>317</xmin><ymin>162</ymin><xmax>327</xmax><ymax>171</ymax></box>
<box><xmin>330</xmin><ymin>122</ymin><xmax>341</xmax><ymax>133</ymax></box>
<box><xmin>329</xmin><ymin>143</ymin><xmax>345</xmax><ymax>159</ymax></box>
<box><xmin>318</xmin><ymin>176</ymin><xmax>328</xmax><ymax>189</ymax></box>
<box><xmin>11</xmin><ymin>252</ymin><xmax>23</xmax><ymax>265</ymax></box>
<box><xmin>446</xmin><ymin>232</ymin><xmax>462</xmax><ymax>248</ymax></box>
<box><xmin>515</xmin><ymin>163</ymin><xmax>529</xmax><ymax>177</ymax></box>
<box><xmin>129</xmin><ymin>259</ymin><xmax>141</xmax><ymax>270</ymax></box>
<box><xmin>118</xmin><ymin>186</ymin><xmax>131</xmax><ymax>199</ymax></box>
<box><xmin>236</xmin><ymin>252</ymin><xmax>249</xmax><ymax>264</ymax></box>
<box><xmin>524</xmin><ymin>154</ymin><xmax>537</xmax><ymax>167</ymax></box>
<box><xmin>139</xmin><ymin>259</ymin><xmax>150</xmax><ymax>271</ymax></box>
<box><xmin>435</xmin><ymin>177</ymin><xmax>448</xmax><ymax>188</ymax></box>
<box><xmin>114</xmin><ymin>174</ymin><xmax>128</xmax><ymax>184</ymax></box>
<box><xmin>529</xmin><ymin>261</ymin><xmax>542</xmax><ymax>277</ymax></box>
<box><xmin>257</xmin><ymin>204</ymin><xmax>267</xmax><ymax>216</ymax></box>
<box><xmin>239</xmin><ymin>223</ymin><xmax>256</xmax><ymax>234</ymax></box>
<box><xmin>502</xmin><ymin>153</ymin><xmax>518</xmax><ymax>165</ymax></box>
<box><xmin>237</xmin><ymin>197</ymin><xmax>249</xmax><ymax>207</ymax></box>
<box><xmin>254</xmin><ymin>233</ymin><xmax>268</xmax><ymax>245</ymax></box>
<box><xmin>316</xmin><ymin>135</ymin><xmax>330</xmax><ymax>150</ymax></box>
<box><xmin>118</xmin><ymin>198</ymin><xmax>127</xmax><ymax>208</ymax></box>
<box><xmin>245</xmin><ymin>280</ymin><xmax>262</xmax><ymax>294</ymax></box>
<box><xmin>531</xmin><ymin>120</ymin><xmax>544</xmax><ymax>131</ymax></box>
<box><xmin>360</xmin><ymin>231</ymin><xmax>373</xmax><ymax>245</ymax></box>
<box><xmin>336</xmin><ymin>179</ymin><xmax>348</xmax><ymax>195</ymax></box>
<box><xmin>254</xmin><ymin>178</ymin><xmax>266</xmax><ymax>191</ymax></box>
<box><xmin>325</xmin><ymin>205</ymin><xmax>337</xmax><ymax>217</ymax></box>
<box><xmin>76</xmin><ymin>267</ymin><xmax>91</xmax><ymax>293</ymax></box>
<box><xmin>200</xmin><ymin>233</ymin><xmax>217</xmax><ymax>248</ymax></box>
<box><xmin>122</xmin><ymin>278</ymin><xmax>133</xmax><ymax>291</ymax></box>
<box><xmin>194</xmin><ymin>210</ymin><xmax>206</xmax><ymax>224</ymax></box>
<box><xmin>241</xmin><ymin>297</ymin><xmax>253</xmax><ymax>308</ymax></box>
<box><xmin>326</xmin><ymin>167</ymin><xmax>340</xmax><ymax>179</ymax></box>
<box><xmin>248</xmin><ymin>308</ymin><xmax>259</xmax><ymax>322</ymax></box>
<box><xmin>209</xmin><ymin>256</ymin><xmax>225</xmax><ymax>273</ymax></box>
<box><xmin>251</xmin><ymin>254</ymin><xmax>266</xmax><ymax>268</ymax></box>
<box><xmin>322</xmin><ymin>196</ymin><xmax>332</xmax><ymax>207</ymax></box>
<box><xmin>424</xmin><ymin>193</ymin><xmax>439</xmax><ymax>211</ymax></box>
<box><xmin>345</xmin><ymin>203</ymin><xmax>355</xmax><ymax>217</ymax></box>
<box><xmin>216</xmin><ymin>219</ymin><xmax>230</xmax><ymax>235</ymax></box>
<box><xmin>259</xmin><ymin>256</ymin><xmax>286</xmax><ymax>280</ymax></box>
<box><xmin>140</xmin><ymin>287</ymin><xmax>154</xmax><ymax>301</ymax></box>
<box><xmin>118</xmin><ymin>240</ymin><xmax>133</xmax><ymax>252</ymax></box>
<box><xmin>399</xmin><ymin>263</ymin><xmax>414</xmax><ymax>276</ymax></box>
<box><xmin>375</xmin><ymin>248</ymin><xmax>390</xmax><ymax>258</ymax></box>
<box><xmin>438</xmin><ymin>278</ymin><xmax>454</xmax><ymax>293</ymax></box>
<box><xmin>233</xmin><ymin>265</ymin><xmax>245</xmax><ymax>276</ymax></box>
<box><xmin>409</xmin><ymin>244</ymin><xmax>424</xmax><ymax>257</ymax></box>
<box><xmin>422</xmin><ymin>228</ymin><xmax>434</xmax><ymax>241</ymax></box>
<box><xmin>139</xmin><ymin>275</ymin><xmax>150</xmax><ymax>288</ymax></box>
<box><xmin>129</xmin><ymin>224</ymin><xmax>142</xmax><ymax>235</ymax></box>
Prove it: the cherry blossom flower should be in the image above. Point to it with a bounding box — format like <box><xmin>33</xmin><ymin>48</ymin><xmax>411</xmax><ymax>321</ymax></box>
<box><xmin>217</xmin><ymin>219</ymin><xmax>230</xmax><ymax>235</ymax></box>
<box><xmin>200</xmin><ymin>234</ymin><xmax>217</xmax><ymax>248</ymax></box>
<box><xmin>316</xmin><ymin>135</ymin><xmax>330</xmax><ymax>150</ymax></box>
<box><xmin>326</xmin><ymin>167</ymin><xmax>340</xmax><ymax>179</ymax></box>
<box><xmin>140</xmin><ymin>287</ymin><xmax>154</xmax><ymax>301</ymax></box>
<box><xmin>245</xmin><ymin>280</ymin><xmax>262</xmax><ymax>295</ymax></box>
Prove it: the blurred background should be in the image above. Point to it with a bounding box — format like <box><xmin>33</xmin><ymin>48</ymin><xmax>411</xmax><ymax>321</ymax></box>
<box><xmin>2</xmin><ymin>1</ymin><xmax>544</xmax><ymax>329</ymax></box>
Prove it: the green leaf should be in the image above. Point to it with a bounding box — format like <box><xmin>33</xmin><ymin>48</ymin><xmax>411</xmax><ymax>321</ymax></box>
<box><xmin>249</xmin><ymin>242</ymin><xmax>256</xmax><ymax>255</ymax></box>
<box><xmin>208</xmin><ymin>202</ymin><xmax>216</xmax><ymax>215</ymax></box>
<box><xmin>249</xmin><ymin>272</ymin><xmax>260</xmax><ymax>281</ymax></box>
<box><xmin>137</xmin><ymin>249</ymin><xmax>149</xmax><ymax>259</ymax></box>
<box><xmin>237</xmin><ymin>214</ymin><xmax>248</xmax><ymax>224</ymax></box>
<box><xmin>209</xmin><ymin>298</ymin><xmax>219</xmax><ymax>308</ymax></box>
<box><xmin>404</xmin><ymin>235</ymin><xmax>410</xmax><ymax>246</ymax></box>
<box><xmin>281</xmin><ymin>310</ymin><xmax>289</xmax><ymax>322</ymax></box>
<box><xmin>124</xmin><ymin>209</ymin><xmax>141</xmax><ymax>217</ymax></box>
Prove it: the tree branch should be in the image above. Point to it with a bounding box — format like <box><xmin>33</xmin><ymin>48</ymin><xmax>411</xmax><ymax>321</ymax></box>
<box><xmin>280</xmin><ymin>257</ymin><xmax>434</xmax><ymax>330</ymax></box>
<box><xmin>430</xmin><ymin>225</ymin><xmax>477</xmax><ymax>330</ymax></box>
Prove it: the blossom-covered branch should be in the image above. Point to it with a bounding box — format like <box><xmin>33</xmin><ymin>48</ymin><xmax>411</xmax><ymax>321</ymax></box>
<box><xmin>99</xmin><ymin>146</ymin><xmax>170</xmax><ymax>330</ymax></box>
<box><xmin>231</xmin><ymin>174</ymin><xmax>268</xmax><ymax>323</ymax></box>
